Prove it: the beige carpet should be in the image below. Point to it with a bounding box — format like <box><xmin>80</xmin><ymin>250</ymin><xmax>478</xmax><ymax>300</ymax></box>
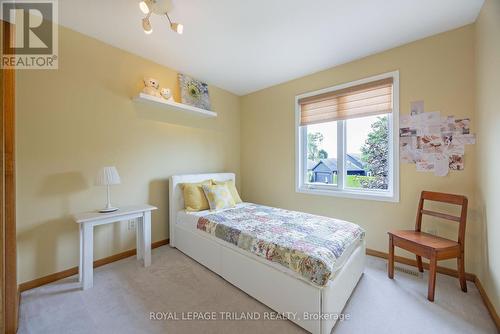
<box><xmin>18</xmin><ymin>246</ymin><xmax>497</xmax><ymax>334</ymax></box>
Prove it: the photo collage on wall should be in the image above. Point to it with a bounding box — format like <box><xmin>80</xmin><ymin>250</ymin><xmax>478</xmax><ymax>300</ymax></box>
<box><xmin>399</xmin><ymin>101</ymin><xmax>476</xmax><ymax>176</ymax></box>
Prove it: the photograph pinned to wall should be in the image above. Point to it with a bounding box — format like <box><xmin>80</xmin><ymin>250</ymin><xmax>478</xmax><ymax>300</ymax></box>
<box><xmin>419</xmin><ymin>124</ymin><xmax>442</xmax><ymax>135</ymax></box>
<box><xmin>416</xmin><ymin>159</ymin><xmax>435</xmax><ymax>172</ymax></box>
<box><xmin>454</xmin><ymin>118</ymin><xmax>470</xmax><ymax>134</ymax></box>
<box><xmin>399</xmin><ymin>127</ymin><xmax>417</xmax><ymax>137</ymax></box>
<box><xmin>415</xmin><ymin>111</ymin><xmax>441</xmax><ymax>135</ymax></box>
<box><xmin>410</xmin><ymin>100</ymin><xmax>424</xmax><ymax>116</ymax></box>
<box><xmin>399</xmin><ymin>115</ymin><xmax>415</xmax><ymax>129</ymax></box>
<box><xmin>416</xmin><ymin>135</ymin><xmax>444</xmax><ymax>153</ymax></box>
<box><xmin>178</xmin><ymin>73</ymin><xmax>211</xmax><ymax>110</ymax></box>
<box><xmin>441</xmin><ymin>115</ymin><xmax>456</xmax><ymax>133</ymax></box>
<box><xmin>416</xmin><ymin>111</ymin><xmax>441</xmax><ymax>127</ymax></box>
<box><xmin>449</xmin><ymin>154</ymin><xmax>464</xmax><ymax>170</ymax></box>
<box><xmin>414</xmin><ymin>151</ymin><xmax>449</xmax><ymax>176</ymax></box>
<box><xmin>400</xmin><ymin>137</ymin><xmax>417</xmax><ymax>163</ymax></box>
<box><xmin>453</xmin><ymin>134</ymin><xmax>476</xmax><ymax>145</ymax></box>
<box><xmin>447</xmin><ymin>143</ymin><xmax>465</xmax><ymax>155</ymax></box>
<box><xmin>434</xmin><ymin>154</ymin><xmax>450</xmax><ymax>176</ymax></box>
<box><xmin>442</xmin><ymin>133</ymin><xmax>453</xmax><ymax>147</ymax></box>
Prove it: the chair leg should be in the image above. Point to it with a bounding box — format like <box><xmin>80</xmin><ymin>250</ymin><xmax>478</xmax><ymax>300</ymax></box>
<box><xmin>457</xmin><ymin>254</ymin><xmax>467</xmax><ymax>292</ymax></box>
<box><xmin>428</xmin><ymin>254</ymin><xmax>437</xmax><ymax>302</ymax></box>
<box><xmin>416</xmin><ymin>255</ymin><xmax>424</xmax><ymax>273</ymax></box>
<box><xmin>388</xmin><ymin>236</ymin><xmax>394</xmax><ymax>279</ymax></box>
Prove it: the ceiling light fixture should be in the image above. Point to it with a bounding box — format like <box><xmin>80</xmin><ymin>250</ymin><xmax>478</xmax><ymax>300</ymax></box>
<box><xmin>139</xmin><ymin>0</ymin><xmax>183</xmax><ymax>35</ymax></box>
<box><xmin>142</xmin><ymin>14</ymin><xmax>153</xmax><ymax>34</ymax></box>
<box><xmin>139</xmin><ymin>1</ymin><xmax>150</xmax><ymax>14</ymax></box>
<box><xmin>166</xmin><ymin>12</ymin><xmax>183</xmax><ymax>35</ymax></box>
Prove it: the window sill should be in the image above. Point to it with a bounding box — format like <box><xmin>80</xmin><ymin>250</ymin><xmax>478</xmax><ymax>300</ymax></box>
<box><xmin>296</xmin><ymin>186</ymin><xmax>399</xmax><ymax>203</ymax></box>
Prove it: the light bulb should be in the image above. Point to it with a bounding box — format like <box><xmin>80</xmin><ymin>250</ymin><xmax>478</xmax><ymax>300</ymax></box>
<box><xmin>139</xmin><ymin>1</ymin><xmax>150</xmax><ymax>14</ymax></box>
<box><xmin>142</xmin><ymin>17</ymin><xmax>153</xmax><ymax>34</ymax></box>
<box><xmin>171</xmin><ymin>23</ymin><xmax>183</xmax><ymax>34</ymax></box>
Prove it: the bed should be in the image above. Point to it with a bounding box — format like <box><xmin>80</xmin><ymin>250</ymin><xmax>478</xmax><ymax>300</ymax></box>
<box><xmin>169</xmin><ymin>173</ymin><xmax>365</xmax><ymax>334</ymax></box>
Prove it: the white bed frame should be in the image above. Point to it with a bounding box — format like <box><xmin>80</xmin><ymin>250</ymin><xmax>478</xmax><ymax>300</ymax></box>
<box><xmin>169</xmin><ymin>173</ymin><xmax>365</xmax><ymax>334</ymax></box>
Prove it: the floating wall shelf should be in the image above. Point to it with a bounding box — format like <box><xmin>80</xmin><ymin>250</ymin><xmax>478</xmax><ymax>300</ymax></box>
<box><xmin>133</xmin><ymin>93</ymin><xmax>217</xmax><ymax>118</ymax></box>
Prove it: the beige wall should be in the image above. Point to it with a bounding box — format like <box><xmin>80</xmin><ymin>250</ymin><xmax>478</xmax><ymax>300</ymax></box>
<box><xmin>241</xmin><ymin>26</ymin><xmax>481</xmax><ymax>273</ymax></box>
<box><xmin>476</xmin><ymin>0</ymin><xmax>500</xmax><ymax>313</ymax></box>
<box><xmin>16</xmin><ymin>26</ymin><xmax>241</xmax><ymax>283</ymax></box>
<box><xmin>16</xmin><ymin>9</ymin><xmax>498</xmax><ymax>314</ymax></box>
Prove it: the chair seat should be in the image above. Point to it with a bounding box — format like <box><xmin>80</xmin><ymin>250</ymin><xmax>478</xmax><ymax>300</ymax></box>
<box><xmin>388</xmin><ymin>230</ymin><xmax>459</xmax><ymax>250</ymax></box>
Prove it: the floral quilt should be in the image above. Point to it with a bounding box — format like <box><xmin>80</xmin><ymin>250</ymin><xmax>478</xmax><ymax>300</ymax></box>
<box><xmin>196</xmin><ymin>204</ymin><xmax>365</xmax><ymax>286</ymax></box>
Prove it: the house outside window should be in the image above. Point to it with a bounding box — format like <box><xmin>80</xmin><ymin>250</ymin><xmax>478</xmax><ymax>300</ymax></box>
<box><xmin>296</xmin><ymin>72</ymin><xmax>399</xmax><ymax>202</ymax></box>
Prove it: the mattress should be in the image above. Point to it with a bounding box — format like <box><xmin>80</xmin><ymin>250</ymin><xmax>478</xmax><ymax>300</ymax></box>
<box><xmin>176</xmin><ymin>203</ymin><xmax>363</xmax><ymax>285</ymax></box>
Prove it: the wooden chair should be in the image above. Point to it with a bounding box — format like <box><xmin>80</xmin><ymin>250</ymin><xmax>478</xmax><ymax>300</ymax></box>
<box><xmin>388</xmin><ymin>191</ymin><xmax>468</xmax><ymax>301</ymax></box>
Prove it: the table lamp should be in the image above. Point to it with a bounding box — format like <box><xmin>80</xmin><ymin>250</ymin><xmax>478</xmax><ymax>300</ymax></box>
<box><xmin>96</xmin><ymin>166</ymin><xmax>121</xmax><ymax>213</ymax></box>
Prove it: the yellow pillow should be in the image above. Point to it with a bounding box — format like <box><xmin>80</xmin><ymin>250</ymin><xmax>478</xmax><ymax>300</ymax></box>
<box><xmin>181</xmin><ymin>180</ymin><xmax>212</xmax><ymax>212</ymax></box>
<box><xmin>213</xmin><ymin>179</ymin><xmax>242</xmax><ymax>204</ymax></box>
<box><xmin>202</xmin><ymin>184</ymin><xmax>236</xmax><ymax>211</ymax></box>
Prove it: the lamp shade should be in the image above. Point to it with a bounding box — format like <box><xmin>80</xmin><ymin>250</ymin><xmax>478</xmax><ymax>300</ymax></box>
<box><xmin>96</xmin><ymin>166</ymin><xmax>121</xmax><ymax>186</ymax></box>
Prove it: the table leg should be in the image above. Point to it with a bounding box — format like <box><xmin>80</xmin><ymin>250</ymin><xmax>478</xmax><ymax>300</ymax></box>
<box><xmin>136</xmin><ymin>218</ymin><xmax>144</xmax><ymax>260</ymax></box>
<box><xmin>82</xmin><ymin>223</ymin><xmax>94</xmax><ymax>290</ymax></box>
<box><xmin>142</xmin><ymin>211</ymin><xmax>151</xmax><ymax>267</ymax></box>
<box><xmin>78</xmin><ymin>224</ymin><xmax>83</xmax><ymax>283</ymax></box>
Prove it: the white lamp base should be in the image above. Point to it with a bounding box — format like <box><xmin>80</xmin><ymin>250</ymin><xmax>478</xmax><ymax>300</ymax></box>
<box><xmin>99</xmin><ymin>184</ymin><xmax>119</xmax><ymax>213</ymax></box>
<box><xmin>99</xmin><ymin>207</ymin><xmax>119</xmax><ymax>213</ymax></box>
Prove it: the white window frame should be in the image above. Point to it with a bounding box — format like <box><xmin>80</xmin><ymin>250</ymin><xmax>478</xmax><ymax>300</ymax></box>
<box><xmin>295</xmin><ymin>71</ymin><xmax>400</xmax><ymax>202</ymax></box>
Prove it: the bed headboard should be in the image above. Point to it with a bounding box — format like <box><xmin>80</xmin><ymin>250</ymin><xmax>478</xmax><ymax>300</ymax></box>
<box><xmin>168</xmin><ymin>172</ymin><xmax>235</xmax><ymax>247</ymax></box>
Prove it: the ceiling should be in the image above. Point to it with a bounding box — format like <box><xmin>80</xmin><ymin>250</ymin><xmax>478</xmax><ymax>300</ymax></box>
<box><xmin>59</xmin><ymin>0</ymin><xmax>484</xmax><ymax>95</ymax></box>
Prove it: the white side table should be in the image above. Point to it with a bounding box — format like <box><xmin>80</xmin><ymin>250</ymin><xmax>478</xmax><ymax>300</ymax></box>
<box><xmin>72</xmin><ymin>205</ymin><xmax>157</xmax><ymax>290</ymax></box>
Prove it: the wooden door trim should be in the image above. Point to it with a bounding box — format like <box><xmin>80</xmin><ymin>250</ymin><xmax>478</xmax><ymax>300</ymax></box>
<box><xmin>2</xmin><ymin>19</ymin><xmax>17</xmax><ymax>334</ymax></box>
<box><xmin>0</xmin><ymin>43</ymin><xmax>4</xmax><ymax>334</ymax></box>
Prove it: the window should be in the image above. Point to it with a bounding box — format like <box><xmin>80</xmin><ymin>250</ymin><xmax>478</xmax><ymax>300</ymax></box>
<box><xmin>295</xmin><ymin>72</ymin><xmax>399</xmax><ymax>202</ymax></box>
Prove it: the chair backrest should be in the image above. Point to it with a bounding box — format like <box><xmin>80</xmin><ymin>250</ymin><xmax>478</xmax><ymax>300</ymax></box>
<box><xmin>415</xmin><ymin>191</ymin><xmax>468</xmax><ymax>248</ymax></box>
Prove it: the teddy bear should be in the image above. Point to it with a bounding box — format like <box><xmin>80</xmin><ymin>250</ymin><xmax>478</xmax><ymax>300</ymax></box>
<box><xmin>142</xmin><ymin>77</ymin><xmax>162</xmax><ymax>98</ymax></box>
<box><xmin>160</xmin><ymin>87</ymin><xmax>174</xmax><ymax>101</ymax></box>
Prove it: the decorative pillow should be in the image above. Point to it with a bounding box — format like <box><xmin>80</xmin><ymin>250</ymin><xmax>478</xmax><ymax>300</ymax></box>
<box><xmin>202</xmin><ymin>184</ymin><xmax>236</xmax><ymax>211</ymax></box>
<box><xmin>181</xmin><ymin>180</ymin><xmax>212</xmax><ymax>212</ymax></box>
<box><xmin>213</xmin><ymin>179</ymin><xmax>242</xmax><ymax>204</ymax></box>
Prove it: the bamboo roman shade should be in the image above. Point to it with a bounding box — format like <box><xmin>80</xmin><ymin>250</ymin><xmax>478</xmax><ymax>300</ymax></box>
<box><xmin>299</xmin><ymin>78</ymin><xmax>393</xmax><ymax>126</ymax></box>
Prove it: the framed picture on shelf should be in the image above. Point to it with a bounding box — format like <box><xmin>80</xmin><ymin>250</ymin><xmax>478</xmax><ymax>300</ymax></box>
<box><xmin>178</xmin><ymin>73</ymin><xmax>211</xmax><ymax>110</ymax></box>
